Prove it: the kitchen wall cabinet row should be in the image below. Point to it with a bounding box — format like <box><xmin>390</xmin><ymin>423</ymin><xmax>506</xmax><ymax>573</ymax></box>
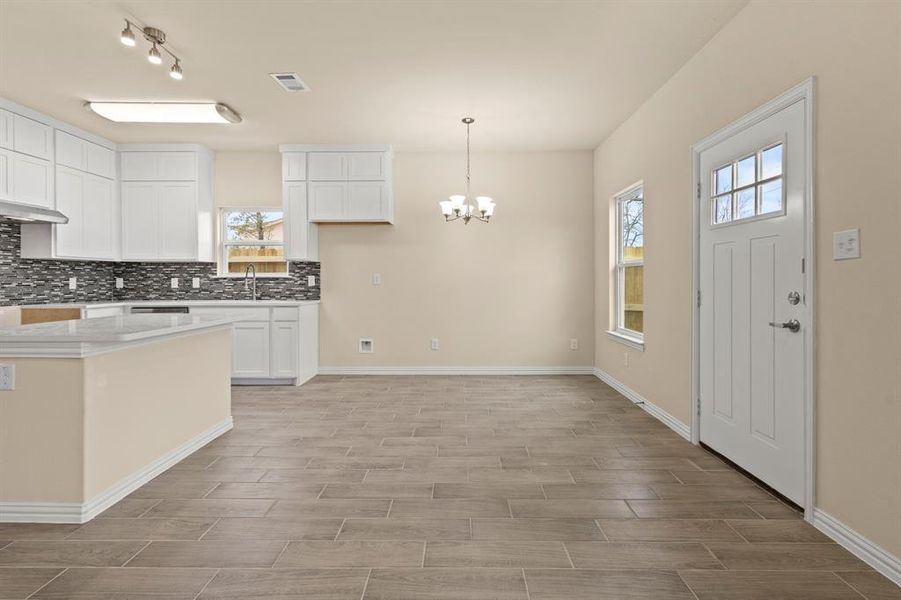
<box><xmin>0</xmin><ymin>107</ymin><xmax>55</xmax><ymax>211</ymax></box>
<box><xmin>279</xmin><ymin>145</ymin><xmax>394</xmax><ymax>260</ymax></box>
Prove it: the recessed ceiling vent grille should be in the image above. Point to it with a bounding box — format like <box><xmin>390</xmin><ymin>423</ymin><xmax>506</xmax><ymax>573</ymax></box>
<box><xmin>270</xmin><ymin>73</ymin><xmax>309</xmax><ymax>92</ymax></box>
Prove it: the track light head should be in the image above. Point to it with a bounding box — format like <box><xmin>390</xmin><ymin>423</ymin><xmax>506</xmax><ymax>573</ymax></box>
<box><xmin>148</xmin><ymin>44</ymin><xmax>162</xmax><ymax>65</ymax></box>
<box><xmin>169</xmin><ymin>60</ymin><xmax>183</xmax><ymax>80</ymax></box>
<box><xmin>120</xmin><ymin>22</ymin><xmax>136</xmax><ymax>47</ymax></box>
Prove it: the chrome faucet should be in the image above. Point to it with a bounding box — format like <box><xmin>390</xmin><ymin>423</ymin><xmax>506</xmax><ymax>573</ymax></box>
<box><xmin>244</xmin><ymin>264</ymin><xmax>257</xmax><ymax>301</ymax></box>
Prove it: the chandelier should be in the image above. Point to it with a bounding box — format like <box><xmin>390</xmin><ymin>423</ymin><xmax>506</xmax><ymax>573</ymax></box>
<box><xmin>439</xmin><ymin>117</ymin><xmax>496</xmax><ymax>224</ymax></box>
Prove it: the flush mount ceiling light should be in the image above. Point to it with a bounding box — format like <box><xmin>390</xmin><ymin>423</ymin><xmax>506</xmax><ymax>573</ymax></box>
<box><xmin>439</xmin><ymin>117</ymin><xmax>495</xmax><ymax>225</ymax></box>
<box><xmin>85</xmin><ymin>102</ymin><xmax>242</xmax><ymax>124</ymax></box>
<box><xmin>119</xmin><ymin>19</ymin><xmax>183</xmax><ymax>80</ymax></box>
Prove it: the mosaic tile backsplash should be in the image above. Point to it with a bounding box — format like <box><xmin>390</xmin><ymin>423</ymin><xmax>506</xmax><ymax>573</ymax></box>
<box><xmin>0</xmin><ymin>219</ymin><xmax>321</xmax><ymax>306</ymax></box>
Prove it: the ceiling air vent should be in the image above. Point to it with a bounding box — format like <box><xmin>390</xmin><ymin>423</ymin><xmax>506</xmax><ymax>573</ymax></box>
<box><xmin>270</xmin><ymin>73</ymin><xmax>309</xmax><ymax>92</ymax></box>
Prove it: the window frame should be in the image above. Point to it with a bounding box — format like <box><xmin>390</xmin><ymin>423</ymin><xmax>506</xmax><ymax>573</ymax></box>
<box><xmin>709</xmin><ymin>140</ymin><xmax>786</xmax><ymax>228</ymax></box>
<box><xmin>217</xmin><ymin>207</ymin><xmax>290</xmax><ymax>278</ymax></box>
<box><xmin>609</xmin><ymin>181</ymin><xmax>645</xmax><ymax>348</ymax></box>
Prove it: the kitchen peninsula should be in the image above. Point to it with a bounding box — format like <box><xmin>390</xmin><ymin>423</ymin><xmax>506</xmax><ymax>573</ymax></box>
<box><xmin>0</xmin><ymin>313</ymin><xmax>236</xmax><ymax>523</ymax></box>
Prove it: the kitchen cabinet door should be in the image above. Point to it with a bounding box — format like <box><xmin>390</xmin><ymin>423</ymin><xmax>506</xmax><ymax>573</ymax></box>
<box><xmin>55</xmin><ymin>130</ymin><xmax>86</xmax><ymax>171</ymax></box>
<box><xmin>284</xmin><ymin>181</ymin><xmax>318</xmax><ymax>260</ymax></box>
<box><xmin>120</xmin><ymin>152</ymin><xmax>160</xmax><ymax>181</ymax></box>
<box><xmin>0</xmin><ymin>110</ymin><xmax>11</xmax><ymax>150</ymax></box>
<box><xmin>347</xmin><ymin>181</ymin><xmax>388</xmax><ymax>220</ymax></box>
<box><xmin>308</xmin><ymin>153</ymin><xmax>346</xmax><ymax>180</ymax></box>
<box><xmin>82</xmin><ymin>174</ymin><xmax>116</xmax><ymax>259</ymax></box>
<box><xmin>159</xmin><ymin>152</ymin><xmax>196</xmax><ymax>181</ymax></box>
<box><xmin>0</xmin><ymin>148</ymin><xmax>12</xmax><ymax>200</ymax></box>
<box><xmin>85</xmin><ymin>142</ymin><xmax>115</xmax><ymax>179</ymax></box>
<box><xmin>121</xmin><ymin>182</ymin><xmax>159</xmax><ymax>259</ymax></box>
<box><xmin>12</xmin><ymin>114</ymin><xmax>52</xmax><ymax>160</ymax></box>
<box><xmin>270</xmin><ymin>321</ymin><xmax>298</xmax><ymax>377</ymax></box>
<box><xmin>283</xmin><ymin>152</ymin><xmax>306</xmax><ymax>181</ymax></box>
<box><xmin>347</xmin><ymin>152</ymin><xmax>385</xmax><ymax>180</ymax></box>
<box><xmin>232</xmin><ymin>322</ymin><xmax>271</xmax><ymax>378</ymax></box>
<box><xmin>53</xmin><ymin>166</ymin><xmax>84</xmax><ymax>257</ymax></box>
<box><xmin>308</xmin><ymin>181</ymin><xmax>346</xmax><ymax>221</ymax></box>
<box><xmin>158</xmin><ymin>182</ymin><xmax>197</xmax><ymax>259</ymax></box>
<box><xmin>12</xmin><ymin>153</ymin><xmax>52</xmax><ymax>208</ymax></box>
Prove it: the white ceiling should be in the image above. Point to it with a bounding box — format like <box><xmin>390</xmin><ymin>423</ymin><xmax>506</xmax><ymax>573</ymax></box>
<box><xmin>0</xmin><ymin>0</ymin><xmax>747</xmax><ymax>151</ymax></box>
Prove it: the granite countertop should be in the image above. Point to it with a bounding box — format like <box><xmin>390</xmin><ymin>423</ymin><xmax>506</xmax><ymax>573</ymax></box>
<box><xmin>0</xmin><ymin>313</ymin><xmax>239</xmax><ymax>344</ymax></box>
<box><xmin>20</xmin><ymin>300</ymin><xmax>320</xmax><ymax>309</ymax></box>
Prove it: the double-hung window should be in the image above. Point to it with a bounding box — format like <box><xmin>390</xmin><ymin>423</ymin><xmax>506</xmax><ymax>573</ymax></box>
<box><xmin>219</xmin><ymin>209</ymin><xmax>289</xmax><ymax>276</ymax></box>
<box><xmin>612</xmin><ymin>183</ymin><xmax>644</xmax><ymax>345</ymax></box>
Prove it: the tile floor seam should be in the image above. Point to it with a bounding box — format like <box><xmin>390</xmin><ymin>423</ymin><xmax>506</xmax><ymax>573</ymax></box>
<box><xmin>24</xmin><ymin>566</ymin><xmax>68</xmax><ymax>600</ymax></box>
<box><xmin>832</xmin><ymin>571</ymin><xmax>879</xmax><ymax>600</ymax></box>
<box><xmin>191</xmin><ymin>567</ymin><xmax>220</xmax><ymax>600</ymax></box>
<box><xmin>197</xmin><ymin>517</ymin><xmax>222</xmax><ymax>540</ymax></box>
<box><xmin>522</xmin><ymin>567</ymin><xmax>532</xmax><ymax>600</ymax></box>
<box><xmin>270</xmin><ymin>540</ymin><xmax>292</xmax><ymax>568</ymax></box>
<box><xmin>334</xmin><ymin>518</ymin><xmax>348</xmax><ymax>541</ymax></box>
<box><xmin>119</xmin><ymin>539</ymin><xmax>153</xmax><ymax>567</ymax></box>
<box><xmin>675</xmin><ymin>570</ymin><xmax>702</xmax><ymax>600</ymax></box>
<box><xmin>722</xmin><ymin>520</ymin><xmax>751</xmax><ymax>543</ymax></box>
<box><xmin>561</xmin><ymin>542</ymin><xmax>576</xmax><ymax>568</ymax></box>
<box><xmin>201</xmin><ymin>483</ymin><xmax>222</xmax><ymax>499</ymax></box>
<box><xmin>359</xmin><ymin>567</ymin><xmax>373</xmax><ymax>600</ymax></box>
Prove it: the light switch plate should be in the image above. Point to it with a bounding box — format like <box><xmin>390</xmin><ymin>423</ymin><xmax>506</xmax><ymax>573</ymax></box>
<box><xmin>0</xmin><ymin>364</ymin><xmax>15</xmax><ymax>391</ymax></box>
<box><xmin>170</xmin><ymin>278</ymin><xmax>179</xmax><ymax>289</ymax></box>
<box><xmin>371</xmin><ymin>273</ymin><xmax>381</xmax><ymax>286</ymax></box>
<box><xmin>115</xmin><ymin>277</ymin><xmax>124</xmax><ymax>289</ymax></box>
<box><xmin>192</xmin><ymin>277</ymin><xmax>201</xmax><ymax>289</ymax></box>
<box><xmin>307</xmin><ymin>275</ymin><xmax>316</xmax><ymax>287</ymax></box>
<box><xmin>430</xmin><ymin>338</ymin><xmax>440</xmax><ymax>351</ymax></box>
<box><xmin>68</xmin><ymin>277</ymin><xmax>77</xmax><ymax>290</ymax></box>
<box><xmin>833</xmin><ymin>228</ymin><xmax>860</xmax><ymax>260</ymax></box>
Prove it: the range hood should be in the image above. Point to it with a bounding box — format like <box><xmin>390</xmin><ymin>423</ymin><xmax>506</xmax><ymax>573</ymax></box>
<box><xmin>0</xmin><ymin>200</ymin><xmax>68</xmax><ymax>224</ymax></box>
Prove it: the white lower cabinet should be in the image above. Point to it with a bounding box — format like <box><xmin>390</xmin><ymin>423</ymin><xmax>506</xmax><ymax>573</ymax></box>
<box><xmin>270</xmin><ymin>320</ymin><xmax>298</xmax><ymax>378</ymax></box>
<box><xmin>232</xmin><ymin>321</ymin><xmax>271</xmax><ymax>378</ymax></box>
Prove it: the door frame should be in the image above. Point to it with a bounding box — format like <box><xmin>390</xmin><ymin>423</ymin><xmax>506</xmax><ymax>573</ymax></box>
<box><xmin>690</xmin><ymin>77</ymin><xmax>816</xmax><ymax>520</ymax></box>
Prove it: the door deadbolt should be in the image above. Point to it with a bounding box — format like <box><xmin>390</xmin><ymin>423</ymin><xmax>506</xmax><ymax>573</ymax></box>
<box><xmin>787</xmin><ymin>291</ymin><xmax>801</xmax><ymax>305</ymax></box>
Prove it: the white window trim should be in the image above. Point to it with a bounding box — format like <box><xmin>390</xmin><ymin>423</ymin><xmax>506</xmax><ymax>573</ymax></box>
<box><xmin>609</xmin><ymin>181</ymin><xmax>644</xmax><ymax>348</ymax></box>
<box><xmin>218</xmin><ymin>207</ymin><xmax>290</xmax><ymax>278</ymax></box>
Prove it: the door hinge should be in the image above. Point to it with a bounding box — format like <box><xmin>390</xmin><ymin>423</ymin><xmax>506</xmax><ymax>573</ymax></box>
<box><xmin>697</xmin><ymin>290</ymin><xmax>701</xmax><ymax>307</ymax></box>
<box><xmin>696</xmin><ymin>182</ymin><xmax>701</xmax><ymax>200</ymax></box>
<box><xmin>697</xmin><ymin>400</ymin><xmax>701</xmax><ymax>417</ymax></box>
<box><xmin>801</xmin><ymin>258</ymin><xmax>806</xmax><ymax>273</ymax></box>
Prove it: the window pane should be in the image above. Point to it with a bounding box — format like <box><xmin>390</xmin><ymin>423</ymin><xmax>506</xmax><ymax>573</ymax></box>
<box><xmin>715</xmin><ymin>166</ymin><xmax>732</xmax><ymax>194</ymax></box>
<box><xmin>227</xmin><ymin>245</ymin><xmax>287</xmax><ymax>274</ymax></box>
<box><xmin>225</xmin><ymin>211</ymin><xmax>284</xmax><ymax>242</ymax></box>
<box><xmin>735</xmin><ymin>188</ymin><xmax>755</xmax><ymax>219</ymax></box>
<box><xmin>714</xmin><ymin>194</ymin><xmax>732</xmax><ymax>224</ymax></box>
<box><xmin>622</xmin><ymin>197</ymin><xmax>643</xmax><ymax>259</ymax></box>
<box><xmin>759</xmin><ymin>178</ymin><xmax>783</xmax><ymax>214</ymax></box>
<box><xmin>736</xmin><ymin>155</ymin><xmax>756</xmax><ymax>187</ymax></box>
<box><xmin>624</xmin><ymin>265</ymin><xmax>643</xmax><ymax>334</ymax></box>
<box><xmin>761</xmin><ymin>144</ymin><xmax>783</xmax><ymax>179</ymax></box>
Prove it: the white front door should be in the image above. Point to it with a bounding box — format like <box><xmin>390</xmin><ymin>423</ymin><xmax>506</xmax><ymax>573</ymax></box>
<box><xmin>699</xmin><ymin>98</ymin><xmax>808</xmax><ymax>506</ymax></box>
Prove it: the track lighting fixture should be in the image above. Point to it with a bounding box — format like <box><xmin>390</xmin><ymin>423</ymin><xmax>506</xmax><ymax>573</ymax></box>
<box><xmin>119</xmin><ymin>19</ymin><xmax>183</xmax><ymax>80</ymax></box>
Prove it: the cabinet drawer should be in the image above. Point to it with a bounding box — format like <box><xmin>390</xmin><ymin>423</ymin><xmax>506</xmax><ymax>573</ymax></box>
<box><xmin>272</xmin><ymin>307</ymin><xmax>299</xmax><ymax>321</ymax></box>
<box><xmin>190</xmin><ymin>306</ymin><xmax>270</xmax><ymax>321</ymax></box>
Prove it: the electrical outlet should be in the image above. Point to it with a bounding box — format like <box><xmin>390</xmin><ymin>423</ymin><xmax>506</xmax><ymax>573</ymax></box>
<box><xmin>623</xmin><ymin>352</ymin><xmax>629</xmax><ymax>367</ymax></box>
<box><xmin>170</xmin><ymin>278</ymin><xmax>179</xmax><ymax>289</ymax></box>
<box><xmin>0</xmin><ymin>364</ymin><xmax>15</xmax><ymax>391</ymax></box>
<box><xmin>833</xmin><ymin>228</ymin><xmax>860</xmax><ymax>260</ymax></box>
<box><xmin>359</xmin><ymin>338</ymin><xmax>374</xmax><ymax>353</ymax></box>
<box><xmin>192</xmin><ymin>277</ymin><xmax>201</xmax><ymax>289</ymax></box>
<box><xmin>307</xmin><ymin>275</ymin><xmax>316</xmax><ymax>287</ymax></box>
<box><xmin>68</xmin><ymin>277</ymin><xmax>77</xmax><ymax>290</ymax></box>
<box><xmin>371</xmin><ymin>273</ymin><xmax>381</xmax><ymax>286</ymax></box>
<box><xmin>115</xmin><ymin>277</ymin><xmax>124</xmax><ymax>289</ymax></box>
<box><xmin>431</xmin><ymin>338</ymin><xmax>440</xmax><ymax>351</ymax></box>
<box><xmin>570</xmin><ymin>338</ymin><xmax>579</xmax><ymax>350</ymax></box>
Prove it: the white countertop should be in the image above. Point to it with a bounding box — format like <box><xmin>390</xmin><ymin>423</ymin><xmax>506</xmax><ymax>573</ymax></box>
<box><xmin>20</xmin><ymin>300</ymin><xmax>320</xmax><ymax>309</ymax></box>
<box><xmin>0</xmin><ymin>313</ymin><xmax>239</xmax><ymax>344</ymax></box>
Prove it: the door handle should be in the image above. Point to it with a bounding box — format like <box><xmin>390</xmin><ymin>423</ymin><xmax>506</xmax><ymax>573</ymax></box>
<box><xmin>769</xmin><ymin>319</ymin><xmax>800</xmax><ymax>333</ymax></box>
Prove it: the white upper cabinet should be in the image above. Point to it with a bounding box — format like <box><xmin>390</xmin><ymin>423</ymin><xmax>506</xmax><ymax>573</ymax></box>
<box><xmin>51</xmin><ymin>166</ymin><xmax>116</xmax><ymax>260</ymax></box>
<box><xmin>0</xmin><ymin>148</ymin><xmax>11</xmax><ymax>201</ymax></box>
<box><xmin>347</xmin><ymin>152</ymin><xmax>386</xmax><ymax>180</ymax></box>
<box><xmin>55</xmin><ymin>130</ymin><xmax>115</xmax><ymax>179</ymax></box>
<box><xmin>308</xmin><ymin>153</ymin><xmax>347</xmax><ymax>180</ymax></box>
<box><xmin>11</xmin><ymin>114</ymin><xmax>52</xmax><ymax>160</ymax></box>
<box><xmin>283</xmin><ymin>152</ymin><xmax>306</xmax><ymax>181</ymax></box>
<box><xmin>284</xmin><ymin>181</ymin><xmax>318</xmax><ymax>261</ymax></box>
<box><xmin>0</xmin><ymin>110</ymin><xmax>12</xmax><ymax>150</ymax></box>
<box><xmin>120</xmin><ymin>151</ymin><xmax>196</xmax><ymax>181</ymax></box>
<box><xmin>119</xmin><ymin>145</ymin><xmax>213</xmax><ymax>262</ymax></box>
<box><xmin>308</xmin><ymin>181</ymin><xmax>346</xmax><ymax>220</ymax></box>
<box><xmin>12</xmin><ymin>152</ymin><xmax>52</xmax><ymax>208</ymax></box>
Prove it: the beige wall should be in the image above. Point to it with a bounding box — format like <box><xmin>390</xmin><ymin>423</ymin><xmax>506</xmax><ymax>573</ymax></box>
<box><xmin>319</xmin><ymin>151</ymin><xmax>595</xmax><ymax>367</ymax></box>
<box><xmin>214</xmin><ymin>152</ymin><xmax>283</xmax><ymax>210</ymax></box>
<box><xmin>593</xmin><ymin>0</ymin><xmax>900</xmax><ymax>556</ymax></box>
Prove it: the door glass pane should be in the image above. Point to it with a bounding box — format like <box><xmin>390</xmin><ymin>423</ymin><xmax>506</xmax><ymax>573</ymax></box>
<box><xmin>761</xmin><ymin>144</ymin><xmax>783</xmax><ymax>179</ymax></box>
<box><xmin>225</xmin><ymin>211</ymin><xmax>285</xmax><ymax>242</ymax></box>
<box><xmin>623</xmin><ymin>265</ymin><xmax>643</xmax><ymax>333</ymax></box>
<box><xmin>622</xmin><ymin>197</ymin><xmax>643</xmax><ymax>259</ymax></box>
<box><xmin>736</xmin><ymin>156</ymin><xmax>756</xmax><ymax>187</ymax></box>
<box><xmin>714</xmin><ymin>194</ymin><xmax>732</xmax><ymax>224</ymax></box>
<box><xmin>759</xmin><ymin>179</ymin><xmax>783</xmax><ymax>214</ymax></box>
<box><xmin>227</xmin><ymin>245</ymin><xmax>287</xmax><ymax>274</ymax></box>
<box><xmin>715</xmin><ymin>166</ymin><xmax>732</xmax><ymax>194</ymax></box>
<box><xmin>735</xmin><ymin>188</ymin><xmax>755</xmax><ymax>219</ymax></box>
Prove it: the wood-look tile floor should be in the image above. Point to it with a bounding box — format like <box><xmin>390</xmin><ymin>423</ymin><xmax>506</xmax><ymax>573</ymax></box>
<box><xmin>1</xmin><ymin>375</ymin><xmax>898</xmax><ymax>599</ymax></box>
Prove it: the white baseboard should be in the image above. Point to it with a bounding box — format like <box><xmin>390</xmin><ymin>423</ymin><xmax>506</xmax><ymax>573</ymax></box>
<box><xmin>317</xmin><ymin>366</ymin><xmax>596</xmax><ymax>376</ymax></box>
<box><xmin>593</xmin><ymin>368</ymin><xmax>691</xmax><ymax>441</ymax></box>
<box><xmin>0</xmin><ymin>417</ymin><xmax>233</xmax><ymax>524</ymax></box>
<box><xmin>812</xmin><ymin>508</ymin><xmax>901</xmax><ymax>586</ymax></box>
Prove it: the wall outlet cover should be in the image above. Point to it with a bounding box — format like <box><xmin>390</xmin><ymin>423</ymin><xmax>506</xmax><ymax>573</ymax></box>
<box><xmin>430</xmin><ymin>338</ymin><xmax>440</xmax><ymax>351</ymax></box>
<box><xmin>192</xmin><ymin>277</ymin><xmax>201</xmax><ymax>289</ymax></box>
<box><xmin>570</xmin><ymin>338</ymin><xmax>579</xmax><ymax>350</ymax></box>
<box><xmin>833</xmin><ymin>228</ymin><xmax>860</xmax><ymax>260</ymax></box>
<box><xmin>0</xmin><ymin>364</ymin><xmax>14</xmax><ymax>391</ymax></box>
<box><xmin>307</xmin><ymin>275</ymin><xmax>316</xmax><ymax>287</ymax></box>
<box><xmin>372</xmin><ymin>273</ymin><xmax>381</xmax><ymax>286</ymax></box>
<box><xmin>115</xmin><ymin>277</ymin><xmax>124</xmax><ymax>289</ymax></box>
<box><xmin>68</xmin><ymin>277</ymin><xmax>77</xmax><ymax>290</ymax></box>
<box><xmin>359</xmin><ymin>338</ymin><xmax>374</xmax><ymax>353</ymax></box>
<box><xmin>170</xmin><ymin>278</ymin><xmax>179</xmax><ymax>289</ymax></box>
